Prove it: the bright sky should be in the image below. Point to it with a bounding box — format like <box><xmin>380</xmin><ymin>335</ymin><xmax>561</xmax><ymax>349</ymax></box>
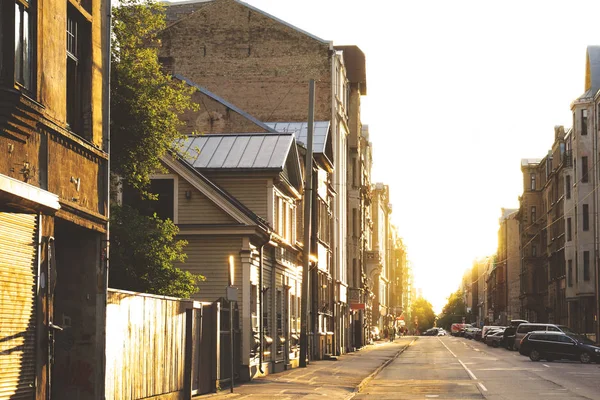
<box><xmin>241</xmin><ymin>0</ymin><xmax>600</xmax><ymax>313</ymax></box>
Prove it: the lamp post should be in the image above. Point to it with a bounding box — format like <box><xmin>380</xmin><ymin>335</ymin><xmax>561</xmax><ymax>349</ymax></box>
<box><xmin>226</xmin><ymin>255</ymin><xmax>237</xmax><ymax>393</ymax></box>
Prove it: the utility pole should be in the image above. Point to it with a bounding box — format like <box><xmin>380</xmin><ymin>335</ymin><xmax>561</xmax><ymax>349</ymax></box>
<box><xmin>300</xmin><ymin>80</ymin><xmax>315</xmax><ymax>367</ymax></box>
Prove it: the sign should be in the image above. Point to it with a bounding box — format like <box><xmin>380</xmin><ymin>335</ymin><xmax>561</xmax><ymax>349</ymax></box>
<box><xmin>350</xmin><ymin>303</ymin><xmax>365</xmax><ymax>310</ymax></box>
<box><xmin>226</xmin><ymin>286</ymin><xmax>238</xmax><ymax>301</ymax></box>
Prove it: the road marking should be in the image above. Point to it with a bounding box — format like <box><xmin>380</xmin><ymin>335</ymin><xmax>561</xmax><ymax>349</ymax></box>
<box><xmin>478</xmin><ymin>382</ymin><xmax>488</xmax><ymax>392</ymax></box>
<box><xmin>438</xmin><ymin>337</ymin><xmax>457</xmax><ymax>358</ymax></box>
<box><xmin>458</xmin><ymin>359</ymin><xmax>478</xmax><ymax>380</ymax></box>
<box><xmin>543</xmin><ymin>364</ymin><xmax>550</xmax><ymax>368</ymax></box>
<box><xmin>425</xmin><ymin>396</ymin><xmax>440</xmax><ymax>398</ymax></box>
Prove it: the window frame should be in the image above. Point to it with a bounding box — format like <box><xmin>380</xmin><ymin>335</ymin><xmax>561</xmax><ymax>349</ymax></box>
<box><xmin>582</xmin><ymin>156</ymin><xmax>589</xmax><ymax>183</ymax></box>
<box><xmin>583</xmin><ymin>251</ymin><xmax>590</xmax><ymax>281</ymax></box>
<box><xmin>1</xmin><ymin>0</ymin><xmax>36</xmax><ymax>92</ymax></box>
<box><xmin>583</xmin><ymin>204</ymin><xmax>589</xmax><ymax>231</ymax></box>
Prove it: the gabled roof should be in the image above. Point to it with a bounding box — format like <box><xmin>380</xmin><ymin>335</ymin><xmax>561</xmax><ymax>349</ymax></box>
<box><xmin>164</xmin><ymin>0</ymin><xmax>329</xmax><ymax>44</ymax></box>
<box><xmin>173</xmin><ymin>74</ymin><xmax>278</xmax><ymax>134</ymax></box>
<box><xmin>266</xmin><ymin>122</ymin><xmax>330</xmax><ymax>154</ymax></box>
<box><xmin>176</xmin><ymin>133</ymin><xmax>296</xmax><ymax>170</ymax></box>
<box><xmin>163</xmin><ymin>151</ymin><xmax>270</xmax><ymax>231</ymax></box>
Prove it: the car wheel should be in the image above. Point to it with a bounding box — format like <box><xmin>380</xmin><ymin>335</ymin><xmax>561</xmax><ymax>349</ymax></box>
<box><xmin>580</xmin><ymin>352</ymin><xmax>591</xmax><ymax>364</ymax></box>
<box><xmin>529</xmin><ymin>349</ymin><xmax>541</xmax><ymax>361</ymax></box>
<box><xmin>492</xmin><ymin>341</ymin><xmax>498</xmax><ymax>348</ymax></box>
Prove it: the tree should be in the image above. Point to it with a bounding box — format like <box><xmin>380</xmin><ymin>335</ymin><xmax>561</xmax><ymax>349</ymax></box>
<box><xmin>109</xmin><ymin>0</ymin><xmax>202</xmax><ymax>297</ymax></box>
<box><xmin>111</xmin><ymin>0</ymin><xmax>197</xmax><ymax>193</ymax></box>
<box><xmin>410</xmin><ymin>297</ymin><xmax>436</xmax><ymax>333</ymax></box>
<box><xmin>437</xmin><ymin>290</ymin><xmax>467</xmax><ymax>330</ymax></box>
<box><xmin>109</xmin><ymin>205</ymin><xmax>202</xmax><ymax>298</ymax></box>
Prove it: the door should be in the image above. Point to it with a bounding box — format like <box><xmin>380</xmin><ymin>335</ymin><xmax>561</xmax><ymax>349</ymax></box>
<box><xmin>0</xmin><ymin>213</ymin><xmax>39</xmax><ymax>399</ymax></box>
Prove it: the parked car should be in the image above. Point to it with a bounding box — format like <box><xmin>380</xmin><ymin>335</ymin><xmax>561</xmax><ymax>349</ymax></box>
<box><xmin>423</xmin><ymin>328</ymin><xmax>439</xmax><ymax>336</ymax></box>
<box><xmin>464</xmin><ymin>327</ymin><xmax>480</xmax><ymax>340</ymax></box>
<box><xmin>482</xmin><ymin>328</ymin><xmax>503</xmax><ymax>341</ymax></box>
<box><xmin>518</xmin><ymin>331</ymin><xmax>600</xmax><ymax>363</ymax></box>
<box><xmin>485</xmin><ymin>330</ymin><xmax>505</xmax><ymax>347</ymax></box>
<box><xmin>481</xmin><ymin>325</ymin><xmax>504</xmax><ymax>339</ymax></box>
<box><xmin>514</xmin><ymin>323</ymin><xmax>577</xmax><ymax>350</ymax></box>
<box><xmin>437</xmin><ymin>328</ymin><xmax>447</xmax><ymax>336</ymax></box>
<box><xmin>503</xmin><ymin>320</ymin><xmax>528</xmax><ymax>350</ymax></box>
<box><xmin>451</xmin><ymin>323</ymin><xmax>469</xmax><ymax>336</ymax></box>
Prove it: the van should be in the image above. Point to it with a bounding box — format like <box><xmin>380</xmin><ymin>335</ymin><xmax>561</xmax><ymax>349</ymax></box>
<box><xmin>514</xmin><ymin>323</ymin><xmax>577</xmax><ymax>350</ymax></box>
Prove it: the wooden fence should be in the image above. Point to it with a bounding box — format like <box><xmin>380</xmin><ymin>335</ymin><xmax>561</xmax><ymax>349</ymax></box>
<box><xmin>105</xmin><ymin>289</ymin><xmax>196</xmax><ymax>400</ymax></box>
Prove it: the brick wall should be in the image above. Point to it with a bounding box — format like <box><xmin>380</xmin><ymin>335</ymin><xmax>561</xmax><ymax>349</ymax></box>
<box><xmin>161</xmin><ymin>0</ymin><xmax>333</xmax><ymax>122</ymax></box>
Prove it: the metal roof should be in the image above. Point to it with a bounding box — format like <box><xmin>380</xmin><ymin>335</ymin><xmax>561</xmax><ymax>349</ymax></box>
<box><xmin>266</xmin><ymin>122</ymin><xmax>330</xmax><ymax>154</ymax></box>
<box><xmin>176</xmin><ymin>133</ymin><xmax>295</xmax><ymax>170</ymax></box>
<box><xmin>578</xmin><ymin>46</ymin><xmax>600</xmax><ymax>100</ymax></box>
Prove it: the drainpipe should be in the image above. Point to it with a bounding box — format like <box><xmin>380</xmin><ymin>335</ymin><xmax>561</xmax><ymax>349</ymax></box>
<box><xmin>593</xmin><ymin>102</ymin><xmax>599</xmax><ymax>340</ymax></box>
<box><xmin>258</xmin><ymin>233</ymin><xmax>272</xmax><ymax>374</ymax></box>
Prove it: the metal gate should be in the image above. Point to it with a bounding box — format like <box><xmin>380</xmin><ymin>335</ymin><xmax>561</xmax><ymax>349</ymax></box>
<box><xmin>0</xmin><ymin>213</ymin><xmax>39</xmax><ymax>399</ymax></box>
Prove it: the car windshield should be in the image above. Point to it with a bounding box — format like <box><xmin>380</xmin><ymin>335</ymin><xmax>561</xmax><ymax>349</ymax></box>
<box><xmin>558</xmin><ymin>325</ymin><xmax>576</xmax><ymax>334</ymax></box>
<box><xmin>569</xmin><ymin>334</ymin><xmax>596</xmax><ymax>345</ymax></box>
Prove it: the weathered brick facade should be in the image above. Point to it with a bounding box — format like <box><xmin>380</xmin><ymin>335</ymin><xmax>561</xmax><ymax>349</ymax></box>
<box><xmin>161</xmin><ymin>0</ymin><xmax>333</xmax><ymax>122</ymax></box>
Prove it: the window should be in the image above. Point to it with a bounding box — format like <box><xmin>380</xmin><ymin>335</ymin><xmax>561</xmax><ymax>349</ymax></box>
<box><xmin>567</xmin><ymin>218</ymin><xmax>572</xmax><ymax>242</ymax></box>
<box><xmin>274</xmin><ymin>194</ymin><xmax>295</xmax><ymax>243</ymax></box>
<box><xmin>66</xmin><ymin>5</ymin><xmax>92</xmax><ymax>138</ymax></box>
<box><xmin>582</xmin><ymin>156</ymin><xmax>589</xmax><ymax>183</ymax></box>
<box><xmin>566</xmin><ymin>175</ymin><xmax>571</xmax><ymax>199</ymax></box>
<box><xmin>352</xmin><ymin>208</ymin><xmax>357</xmax><ymax>238</ymax></box>
<box><xmin>530</xmin><ymin>173</ymin><xmax>536</xmax><ymax>191</ymax></box>
<box><xmin>583</xmin><ymin>204</ymin><xmax>589</xmax><ymax>231</ymax></box>
<box><xmin>582</xmin><ymin>109</ymin><xmax>588</xmax><ymax>135</ymax></box>
<box><xmin>122</xmin><ymin>178</ymin><xmax>175</xmax><ymax>221</ymax></box>
<box><xmin>532</xmin><ymin>245</ymin><xmax>537</xmax><ymax>257</ymax></box>
<box><xmin>14</xmin><ymin>1</ymin><xmax>32</xmax><ymax>88</ymax></box>
<box><xmin>584</xmin><ymin>251</ymin><xmax>590</xmax><ymax>281</ymax></box>
<box><xmin>530</xmin><ymin>206</ymin><xmax>536</xmax><ymax>224</ymax></box>
<box><xmin>1</xmin><ymin>0</ymin><xmax>34</xmax><ymax>89</ymax></box>
<box><xmin>567</xmin><ymin>260</ymin><xmax>572</xmax><ymax>287</ymax></box>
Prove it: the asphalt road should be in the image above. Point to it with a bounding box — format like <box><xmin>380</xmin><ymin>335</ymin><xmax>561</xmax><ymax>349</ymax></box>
<box><xmin>354</xmin><ymin>335</ymin><xmax>600</xmax><ymax>400</ymax></box>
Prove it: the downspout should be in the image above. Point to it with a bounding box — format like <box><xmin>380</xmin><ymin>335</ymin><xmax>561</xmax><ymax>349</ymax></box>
<box><xmin>258</xmin><ymin>233</ymin><xmax>272</xmax><ymax>374</ymax></box>
<box><xmin>102</xmin><ymin>1</ymin><xmax>111</xmax><ymax>399</ymax></box>
<box><xmin>593</xmin><ymin>101</ymin><xmax>599</xmax><ymax>340</ymax></box>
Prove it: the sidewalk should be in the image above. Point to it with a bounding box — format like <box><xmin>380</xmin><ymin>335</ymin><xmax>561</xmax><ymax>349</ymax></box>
<box><xmin>199</xmin><ymin>336</ymin><xmax>417</xmax><ymax>399</ymax></box>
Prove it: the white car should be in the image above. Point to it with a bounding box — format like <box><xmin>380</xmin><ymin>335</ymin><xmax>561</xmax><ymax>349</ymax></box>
<box><xmin>437</xmin><ymin>329</ymin><xmax>447</xmax><ymax>336</ymax></box>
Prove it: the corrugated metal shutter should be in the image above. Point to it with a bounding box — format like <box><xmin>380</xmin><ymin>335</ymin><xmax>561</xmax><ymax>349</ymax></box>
<box><xmin>0</xmin><ymin>213</ymin><xmax>38</xmax><ymax>400</ymax></box>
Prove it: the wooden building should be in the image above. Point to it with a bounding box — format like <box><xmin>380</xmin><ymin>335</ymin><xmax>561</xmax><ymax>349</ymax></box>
<box><xmin>0</xmin><ymin>0</ymin><xmax>109</xmax><ymax>397</ymax></box>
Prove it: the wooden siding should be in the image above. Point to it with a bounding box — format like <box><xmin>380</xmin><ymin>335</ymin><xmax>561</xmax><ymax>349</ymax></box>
<box><xmin>105</xmin><ymin>290</ymin><xmax>190</xmax><ymax>400</ymax></box>
<box><xmin>177</xmin><ymin>180</ymin><xmax>235</xmax><ymax>224</ymax></box>
<box><xmin>208</xmin><ymin>178</ymin><xmax>269</xmax><ymax>220</ymax></box>
<box><xmin>176</xmin><ymin>236</ymin><xmax>243</xmax><ymax>304</ymax></box>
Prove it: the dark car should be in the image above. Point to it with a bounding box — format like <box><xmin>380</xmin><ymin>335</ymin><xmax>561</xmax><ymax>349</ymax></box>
<box><xmin>518</xmin><ymin>331</ymin><xmax>600</xmax><ymax>363</ymax></box>
<box><xmin>423</xmin><ymin>328</ymin><xmax>439</xmax><ymax>336</ymax></box>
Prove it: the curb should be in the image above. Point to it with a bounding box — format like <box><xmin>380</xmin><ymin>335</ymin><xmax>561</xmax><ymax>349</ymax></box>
<box><xmin>345</xmin><ymin>337</ymin><xmax>417</xmax><ymax>400</ymax></box>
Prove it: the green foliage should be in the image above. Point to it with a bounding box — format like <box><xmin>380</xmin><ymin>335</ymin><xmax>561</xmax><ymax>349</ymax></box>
<box><xmin>109</xmin><ymin>0</ymin><xmax>202</xmax><ymax>298</ymax></box>
<box><xmin>437</xmin><ymin>290</ymin><xmax>468</xmax><ymax>329</ymax></box>
<box><xmin>410</xmin><ymin>297</ymin><xmax>436</xmax><ymax>332</ymax></box>
<box><xmin>110</xmin><ymin>0</ymin><xmax>197</xmax><ymax>194</ymax></box>
<box><xmin>109</xmin><ymin>205</ymin><xmax>203</xmax><ymax>298</ymax></box>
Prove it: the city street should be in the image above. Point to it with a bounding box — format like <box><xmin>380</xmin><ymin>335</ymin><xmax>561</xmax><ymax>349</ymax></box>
<box><xmin>355</xmin><ymin>336</ymin><xmax>600</xmax><ymax>400</ymax></box>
